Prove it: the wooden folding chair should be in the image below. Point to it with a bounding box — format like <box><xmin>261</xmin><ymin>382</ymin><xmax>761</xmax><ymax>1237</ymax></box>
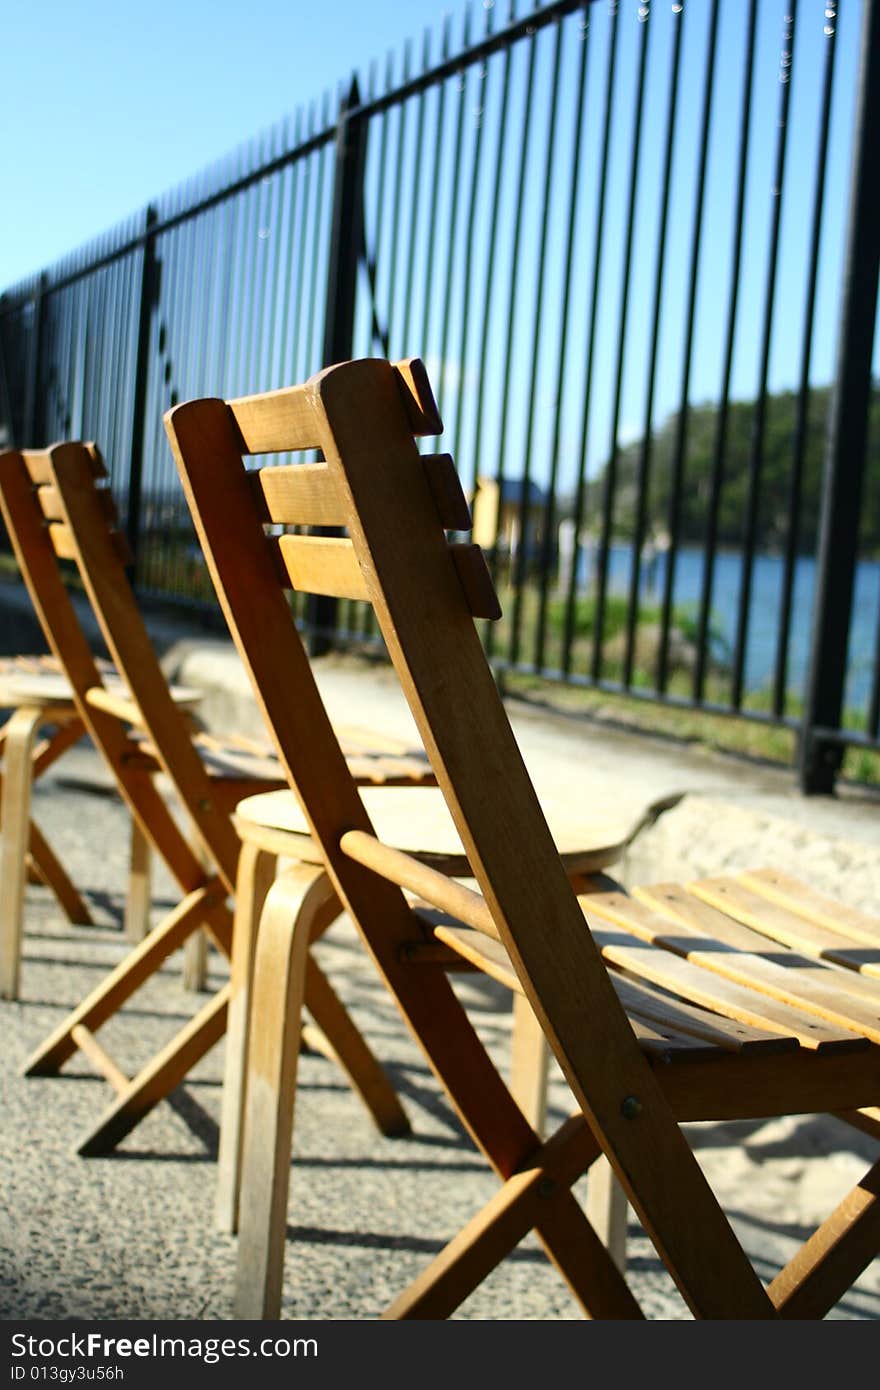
<box><xmin>167</xmin><ymin>357</ymin><xmax>880</xmax><ymax>1320</ymax></box>
<box><xmin>0</xmin><ymin>440</ymin><xmax>439</xmax><ymax>1157</ymax></box>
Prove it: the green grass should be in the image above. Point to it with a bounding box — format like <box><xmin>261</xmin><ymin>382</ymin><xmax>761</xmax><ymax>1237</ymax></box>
<box><xmin>487</xmin><ymin>579</ymin><xmax>880</xmax><ymax>788</ymax></box>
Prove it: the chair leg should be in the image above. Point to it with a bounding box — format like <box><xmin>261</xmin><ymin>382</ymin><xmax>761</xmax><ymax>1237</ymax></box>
<box><xmin>509</xmin><ymin>992</ymin><xmax>549</xmax><ymax>1131</ymax></box>
<box><xmin>302</xmin><ymin>951</ymin><xmax>410</xmax><ymax>1139</ymax></box>
<box><xmin>235</xmin><ymin>865</ymin><xmax>338</xmax><ymax>1319</ymax></box>
<box><xmin>0</xmin><ymin>707</ymin><xmax>44</xmax><ymax>999</ymax></box>
<box><xmin>770</xmin><ymin>1156</ymin><xmax>880</xmax><ymax>1318</ymax></box>
<box><xmin>586</xmin><ymin>1156</ymin><xmax>629</xmax><ymax>1274</ymax></box>
<box><xmin>509</xmin><ymin>993</ymin><xmax>628</xmax><ymax>1272</ymax></box>
<box><xmin>124</xmin><ymin>816</ymin><xmax>153</xmax><ymax>943</ymax></box>
<box><xmin>24</xmin><ymin>819</ymin><xmax>93</xmax><ymax>926</ymax></box>
<box><xmin>182</xmin><ymin>929</ymin><xmax>209</xmax><ymax>991</ymax></box>
<box><xmin>182</xmin><ymin>813</ymin><xmax>212</xmax><ymax>991</ymax></box>
<box><xmin>5</xmin><ymin>716</ymin><xmax>93</xmax><ymax>924</ymax></box>
<box><xmin>218</xmin><ymin>845</ymin><xmax>409</xmax><ymax>1235</ymax></box>
<box><xmin>216</xmin><ymin>841</ymin><xmax>278</xmax><ymax>1233</ymax></box>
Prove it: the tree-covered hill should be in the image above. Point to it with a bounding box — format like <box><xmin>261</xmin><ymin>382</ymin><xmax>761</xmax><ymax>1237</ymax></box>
<box><xmin>580</xmin><ymin>383</ymin><xmax>880</xmax><ymax>555</ymax></box>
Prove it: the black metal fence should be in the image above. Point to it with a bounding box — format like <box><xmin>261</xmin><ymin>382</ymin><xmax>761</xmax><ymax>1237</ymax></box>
<box><xmin>1</xmin><ymin>0</ymin><xmax>878</xmax><ymax>793</ymax></box>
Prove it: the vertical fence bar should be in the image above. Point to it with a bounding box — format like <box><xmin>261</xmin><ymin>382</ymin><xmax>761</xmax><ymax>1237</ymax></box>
<box><xmin>473</xmin><ymin>10</ymin><xmax>514</xmax><ymax>638</ymax></box>
<box><xmin>436</xmin><ymin>20</ymin><xmax>470</xmax><ymax>431</ymax></box>
<box><xmin>24</xmin><ymin>274</ymin><xmax>47</xmax><ymax>445</ymax></box>
<box><xmin>590</xmin><ymin>0</ymin><xmax>653</xmax><ymax>685</ymax></box>
<box><xmin>693</xmin><ymin>0</ymin><xmax>758</xmax><ymax>705</ymax></box>
<box><xmin>562</xmin><ymin>0</ymin><xmax>620</xmax><ymax>676</ymax></box>
<box><xmin>534</xmin><ymin>3</ymin><xmax>592</xmax><ymax>673</ymax></box>
<box><xmin>401</xmin><ymin>31</ymin><xmax>433</xmax><ymax>353</ymax></box>
<box><xmin>125</xmin><ymin>205</ymin><xmax>159</xmax><ymax>575</ymax></box>
<box><xmin>307</xmin><ymin>78</ymin><xmax>368</xmax><ymax>655</ymax></box>
<box><xmin>772</xmin><ymin>1</ymin><xmax>839</xmax><ymax>719</ymax></box>
<box><xmin>869</xmin><ymin>594</ymin><xmax>880</xmax><ymax>741</ymax></box>
<box><xmin>799</xmin><ymin>0</ymin><xmax>880</xmax><ymax>793</ymax></box>
<box><xmin>656</xmin><ymin>0</ymin><xmax>720</xmax><ymax>694</ymax></box>
<box><xmin>623</xmin><ymin>0</ymin><xmax>684</xmax><ymax>689</ymax></box>
<box><xmin>730</xmin><ymin>2</ymin><xmax>798</xmax><ymax>711</ymax></box>
<box><xmin>511</xmin><ymin>12</ymin><xmax>564</xmax><ymax>666</ymax></box>
<box><xmin>497</xmin><ymin>26</ymin><xmax>540</xmax><ymax>667</ymax></box>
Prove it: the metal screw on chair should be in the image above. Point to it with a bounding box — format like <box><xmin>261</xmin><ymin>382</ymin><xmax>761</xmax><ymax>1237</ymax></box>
<box><xmin>621</xmin><ymin>1095</ymin><xmax>642</xmax><ymax>1120</ymax></box>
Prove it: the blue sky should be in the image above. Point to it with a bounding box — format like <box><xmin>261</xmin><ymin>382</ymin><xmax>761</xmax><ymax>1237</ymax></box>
<box><xmin>1</xmin><ymin>0</ymin><xmax>870</xmax><ymax>485</ymax></box>
<box><xmin>0</xmin><ymin>0</ymin><xmax>471</xmax><ymax>287</ymax></box>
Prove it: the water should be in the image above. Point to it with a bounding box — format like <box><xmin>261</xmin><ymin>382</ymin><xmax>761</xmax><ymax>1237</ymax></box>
<box><xmin>574</xmin><ymin>542</ymin><xmax>879</xmax><ymax>715</ymax></box>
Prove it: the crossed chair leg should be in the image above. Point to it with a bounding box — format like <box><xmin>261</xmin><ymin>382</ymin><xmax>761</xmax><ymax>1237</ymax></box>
<box><xmin>22</xmin><ymin>854</ymin><xmax>408</xmax><ymax>1160</ymax></box>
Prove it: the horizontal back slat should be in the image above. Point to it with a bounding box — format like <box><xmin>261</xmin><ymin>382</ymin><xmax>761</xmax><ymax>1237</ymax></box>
<box><xmin>23</xmin><ymin>449</ymin><xmax>107</xmax><ymax>486</ymax></box>
<box><xmin>391</xmin><ymin>360</ymin><xmax>444</xmax><ymax>437</ymax></box>
<box><xmin>269</xmin><ymin>531</ymin><xmax>500</xmax><ymax>620</ymax></box>
<box><xmin>228</xmin><ymin>385</ymin><xmax>320</xmax><ymax>455</ymax></box>
<box><xmin>423</xmin><ymin>454</ymin><xmax>473</xmax><ymax>531</ymax></box>
<box><xmin>274</xmin><ymin>534</ymin><xmax>368</xmax><ymax>602</ymax></box>
<box><xmin>228</xmin><ymin>359</ymin><xmax>442</xmax><ymax>458</ymax></box>
<box><xmin>248</xmin><ymin>453</ymin><xmax>472</xmax><ymax>531</ymax></box>
<box><xmin>449</xmin><ymin>545</ymin><xmax>502</xmax><ymax>620</ymax></box>
<box><xmin>38</xmin><ymin>484</ymin><xmax>120</xmax><ymax>527</ymax></box>
<box><xmin>247</xmin><ymin>463</ymin><xmax>343</xmax><ymax>527</ymax></box>
<box><xmin>49</xmin><ymin>520</ymin><xmax>132</xmax><ymax>568</ymax></box>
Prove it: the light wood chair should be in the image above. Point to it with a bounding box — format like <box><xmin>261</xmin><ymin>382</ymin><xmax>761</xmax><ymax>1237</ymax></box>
<box><xmin>0</xmin><ymin>441</ymin><xmax>438</xmax><ymax>1156</ymax></box>
<box><xmin>164</xmin><ymin>364</ymin><xmax>650</xmax><ymax>1249</ymax></box>
<box><xmin>167</xmin><ymin>356</ymin><xmax>880</xmax><ymax>1320</ymax></box>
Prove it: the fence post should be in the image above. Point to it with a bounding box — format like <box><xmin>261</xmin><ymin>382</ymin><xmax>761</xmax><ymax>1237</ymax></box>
<box><xmin>125</xmin><ymin>204</ymin><xmax>160</xmax><ymax>579</ymax></box>
<box><xmin>306</xmin><ymin>77</ymin><xmax>367</xmax><ymax>656</ymax></box>
<box><xmin>24</xmin><ymin>273</ymin><xmax>47</xmax><ymax>445</ymax></box>
<box><xmin>798</xmin><ymin>0</ymin><xmax>880</xmax><ymax>794</ymax></box>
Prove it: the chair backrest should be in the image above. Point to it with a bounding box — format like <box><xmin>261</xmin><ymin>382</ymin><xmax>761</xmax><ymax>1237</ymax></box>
<box><xmin>165</xmin><ymin>356</ymin><xmax>768</xmax><ymax>1315</ymax></box>
<box><xmin>0</xmin><ymin>442</ymin><xmax>237</xmax><ymax>893</ymax></box>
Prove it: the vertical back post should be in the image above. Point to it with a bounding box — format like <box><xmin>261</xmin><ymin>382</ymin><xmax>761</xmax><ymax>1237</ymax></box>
<box><xmin>307</xmin><ymin>77</ymin><xmax>368</xmax><ymax>655</ymax></box>
<box><xmin>799</xmin><ymin>0</ymin><xmax>880</xmax><ymax>793</ymax></box>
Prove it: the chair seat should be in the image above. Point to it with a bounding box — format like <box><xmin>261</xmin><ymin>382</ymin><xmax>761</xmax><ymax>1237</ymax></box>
<box><xmin>414</xmin><ymin>866</ymin><xmax>880</xmax><ymax>1100</ymax></box>
<box><xmin>234</xmin><ymin>784</ymin><xmax>643</xmax><ymax>877</ymax></box>
<box><xmin>0</xmin><ymin>653</ymin><xmax>91</xmax><ymax>713</ymax></box>
<box><xmin>189</xmin><ymin>726</ymin><xmax>433</xmax><ymax>788</ymax></box>
<box><xmin>0</xmin><ymin>655</ymin><xmax>202</xmax><ymax>716</ymax></box>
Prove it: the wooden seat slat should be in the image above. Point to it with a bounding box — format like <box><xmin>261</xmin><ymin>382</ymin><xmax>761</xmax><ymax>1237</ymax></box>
<box><xmin>637</xmin><ymin>881</ymin><xmax>880</xmax><ymax>1013</ymax></box>
<box><xmin>690</xmin><ymin>876</ymin><xmax>880</xmax><ymax>979</ymax></box>
<box><xmin>424</xmin><ymin>919</ymin><xmax>798</xmax><ymax>1058</ymax></box>
<box><xmin>587</xmin><ymin>886</ymin><xmax>880</xmax><ymax>1045</ymax></box>
<box><xmin>579</xmin><ymin>897</ymin><xmax>866</xmax><ymax>1053</ymax></box>
<box><xmin>739</xmin><ymin>867</ymin><xmax>880</xmax><ymax>949</ymax></box>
